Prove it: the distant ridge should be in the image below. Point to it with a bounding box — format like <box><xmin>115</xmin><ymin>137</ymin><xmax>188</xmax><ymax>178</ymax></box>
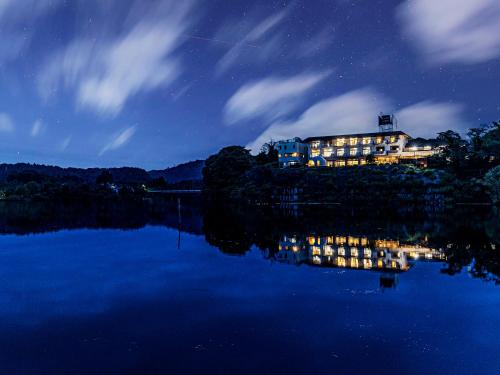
<box><xmin>0</xmin><ymin>160</ymin><xmax>205</xmax><ymax>185</ymax></box>
<box><xmin>149</xmin><ymin>160</ymin><xmax>204</xmax><ymax>183</ymax></box>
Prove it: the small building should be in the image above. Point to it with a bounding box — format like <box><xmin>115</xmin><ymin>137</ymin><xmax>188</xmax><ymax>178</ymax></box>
<box><xmin>276</xmin><ymin>137</ymin><xmax>309</xmax><ymax>167</ymax></box>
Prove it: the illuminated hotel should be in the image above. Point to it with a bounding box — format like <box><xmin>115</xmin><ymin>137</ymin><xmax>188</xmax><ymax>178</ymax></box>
<box><xmin>276</xmin><ymin>234</ymin><xmax>445</xmax><ymax>272</ymax></box>
<box><xmin>277</xmin><ymin>114</ymin><xmax>440</xmax><ymax>168</ymax></box>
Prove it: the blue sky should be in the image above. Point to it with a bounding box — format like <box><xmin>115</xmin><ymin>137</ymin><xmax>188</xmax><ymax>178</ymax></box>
<box><xmin>0</xmin><ymin>0</ymin><xmax>498</xmax><ymax>169</ymax></box>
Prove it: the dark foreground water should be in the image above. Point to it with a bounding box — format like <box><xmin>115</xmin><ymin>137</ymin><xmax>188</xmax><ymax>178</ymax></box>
<box><xmin>0</xmin><ymin>200</ymin><xmax>498</xmax><ymax>374</ymax></box>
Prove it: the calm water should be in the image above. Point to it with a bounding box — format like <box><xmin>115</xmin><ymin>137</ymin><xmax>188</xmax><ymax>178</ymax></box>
<box><xmin>0</xmin><ymin>201</ymin><xmax>498</xmax><ymax>374</ymax></box>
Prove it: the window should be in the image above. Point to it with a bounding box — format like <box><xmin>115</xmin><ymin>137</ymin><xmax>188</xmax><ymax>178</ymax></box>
<box><xmin>337</xmin><ymin>257</ymin><xmax>346</xmax><ymax>267</ymax></box>
<box><xmin>335</xmin><ymin>138</ymin><xmax>345</xmax><ymax>146</ymax></box>
<box><xmin>364</xmin><ymin>248</ymin><xmax>372</xmax><ymax>258</ymax></box>
<box><xmin>351</xmin><ymin>258</ymin><xmax>359</xmax><ymax>268</ymax></box>
<box><xmin>347</xmin><ymin>159</ymin><xmax>359</xmax><ymax>166</ymax></box>
<box><xmin>363</xmin><ymin>259</ymin><xmax>372</xmax><ymax>269</ymax></box>
<box><xmin>350</xmin><ymin>148</ymin><xmax>358</xmax><ymax>156</ymax></box>
<box><xmin>360</xmin><ymin>159</ymin><xmax>367</xmax><ymax>165</ymax></box>
<box><xmin>311</xmin><ymin>149</ymin><xmax>320</xmax><ymax>157</ymax></box>
<box><xmin>322</xmin><ymin>148</ymin><xmax>333</xmax><ymax>157</ymax></box>
<box><xmin>376</xmin><ymin>137</ymin><xmax>383</xmax><ymax>144</ymax></box>
<box><xmin>349</xmin><ymin>138</ymin><xmax>358</xmax><ymax>145</ymax></box>
<box><xmin>338</xmin><ymin>247</ymin><xmax>345</xmax><ymax>256</ymax></box>
<box><xmin>350</xmin><ymin>247</ymin><xmax>358</xmax><ymax>257</ymax></box>
<box><xmin>337</xmin><ymin>148</ymin><xmax>345</xmax><ymax>156</ymax></box>
<box><xmin>335</xmin><ymin>160</ymin><xmax>346</xmax><ymax>167</ymax></box>
<box><xmin>390</xmin><ymin>136</ymin><xmax>397</xmax><ymax>143</ymax></box>
<box><xmin>362</xmin><ymin>137</ymin><xmax>371</xmax><ymax>144</ymax></box>
<box><xmin>362</xmin><ymin>147</ymin><xmax>371</xmax><ymax>155</ymax></box>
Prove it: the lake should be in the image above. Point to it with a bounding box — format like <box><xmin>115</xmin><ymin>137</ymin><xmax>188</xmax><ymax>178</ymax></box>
<box><xmin>0</xmin><ymin>200</ymin><xmax>498</xmax><ymax>374</ymax></box>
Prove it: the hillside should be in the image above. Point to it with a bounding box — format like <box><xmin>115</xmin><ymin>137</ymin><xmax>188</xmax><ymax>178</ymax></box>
<box><xmin>149</xmin><ymin>160</ymin><xmax>204</xmax><ymax>183</ymax></box>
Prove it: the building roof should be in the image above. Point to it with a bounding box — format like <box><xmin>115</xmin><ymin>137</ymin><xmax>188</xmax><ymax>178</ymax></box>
<box><xmin>303</xmin><ymin>130</ymin><xmax>409</xmax><ymax>143</ymax></box>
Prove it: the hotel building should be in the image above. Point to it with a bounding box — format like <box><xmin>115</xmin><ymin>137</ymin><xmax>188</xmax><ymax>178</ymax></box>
<box><xmin>276</xmin><ymin>115</ymin><xmax>439</xmax><ymax>168</ymax></box>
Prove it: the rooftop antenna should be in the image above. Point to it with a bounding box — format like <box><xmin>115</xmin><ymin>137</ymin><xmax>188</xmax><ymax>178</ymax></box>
<box><xmin>378</xmin><ymin>112</ymin><xmax>395</xmax><ymax>132</ymax></box>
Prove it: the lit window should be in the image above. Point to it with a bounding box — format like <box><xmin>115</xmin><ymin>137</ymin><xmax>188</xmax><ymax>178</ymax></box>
<box><xmin>336</xmin><ymin>236</ymin><xmax>346</xmax><ymax>244</ymax></box>
<box><xmin>348</xmin><ymin>236</ymin><xmax>359</xmax><ymax>246</ymax></box>
<box><xmin>291</xmin><ymin>152</ymin><xmax>299</xmax><ymax>157</ymax></box>
<box><xmin>338</xmin><ymin>247</ymin><xmax>345</xmax><ymax>256</ymax></box>
<box><xmin>324</xmin><ymin>245</ymin><xmax>333</xmax><ymax>256</ymax></box>
<box><xmin>337</xmin><ymin>257</ymin><xmax>346</xmax><ymax>267</ymax></box>
<box><xmin>350</xmin><ymin>148</ymin><xmax>358</xmax><ymax>156</ymax></box>
<box><xmin>307</xmin><ymin>160</ymin><xmax>315</xmax><ymax>167</ymax></box>
<box><xmin>364</xmin><ymin>248</ymin><xmax>372</xmax><ymax>258</ymax></box>
<box><xmin>322</xmin><ymin>148</ymin><xmax>333</xmax><ymax>157</ymax></box>
<box><xmin>377</xmin><ymin>259</ymin><xmax>384</xmax><ymax>268</ymax></box>
<box><xmin>312</xmin><ymin>246</ymin><xmax>321</xmax><ymax>255</ymax></box>
<box><xmin>349</xmin><ymin>138</ymin><xmax>358</xmax><ymax>145</ymax></box>
<box><xmin>335</xmin><ymin>160</ymin><xmax>346</xmax><ymax>167</ymax></box>
<box><xmin>360</xmin><ymin>238</ymin><xmax>368</xmax><ymax>246</ymax></box>
<box><xmin>337</xmin><ymin>148</ymin><xmax>345</xmax><ymax>156</ymax></box>
<box><xmin>376</xmin><ymin>137</ymin><xmax>383</xmax><ymax>144</ymax></box>
<box><xmin>307</xmin><ymin>236</ymin><xmax>315</xmax><ymax>245</ymax></box>
<box><xmin>362</xmin><ymin>137</ymin><xmax>371</xmax><ymax>144</ymax></box>
<box><xmin>360</xmin><ymin>159</ymin><xmax>367</xmax><ymax>165</ymax></box>
<box><xmin>347</xmin><ymin>159</ymin><xmax>359</xmax><ymax>166</ymax></box>
<box><xmin>311</xmin><ymin>149</ymin><xmax>320</xmax><ymax>157</ymax></box>
<box><xmin>424</xmin><ymin>145</ymin><xmax>432</xmax><ymax>150</ymax></box>
<box><xmin>363</xmin><ymin>259</ymin><xmax>372</xmax><ymax>268</ymax></box>
<box><xmin>336</xmin><ymin>138</ymin><xmax>345</xmax><ymax>147</ymax></box>
<box><xmin>350</xmin><ymin>247</ymin><xmax>358</xmax><ymax>257</ymax></box>
<box><xmin>351</xmin><ymin>258</ymin><xmax>359</xmax><ymax>268</ymax></box>
<box><xmin>390</xmin><ymin>136</ymin><xmax>397</xmax><ymax>143</ymax></box>
<box><xmin>362</xmin><ymin>147</ymin><xmax>371</xmax><ymax>155</ymax></box>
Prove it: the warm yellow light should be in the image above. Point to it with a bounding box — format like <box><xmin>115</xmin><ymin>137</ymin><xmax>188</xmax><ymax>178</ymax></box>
<box><xmin>349</xmin><ymin>138</ymin><xmax>358</xmax><ymax>145</ymax></box>
<box><xmin>362</xmin><ymin>137</ymin><xmax>371</xmax><ymax>144</ymax></box>
<box><xmin>350</xmin><ymin>247</ymin><xmax>358</xmax><ymax>257</ymax></box>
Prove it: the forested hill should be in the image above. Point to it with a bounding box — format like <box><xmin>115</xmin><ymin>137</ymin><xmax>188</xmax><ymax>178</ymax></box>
<box><xmin>0</xmin><ymin>160</ymin><xmax>204</xmax><ymax>184</ymax></box>
<box><xmin>149</xmin><ymin>160</ymin><xmax>204</xmax><ymax>183</ymax></box>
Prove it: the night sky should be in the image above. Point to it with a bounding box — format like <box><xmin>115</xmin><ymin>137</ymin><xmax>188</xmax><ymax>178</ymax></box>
<box><xmin>0</xmin><ymin>0</ymin><xmax>499</xmax><ymax>169</ymax></box>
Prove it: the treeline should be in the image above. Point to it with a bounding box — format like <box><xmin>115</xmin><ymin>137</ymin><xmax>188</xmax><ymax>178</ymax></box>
<box><xmin>0</xmin><ymin>162</ymin><xmax>203</xmax><ymax>202</ymax></box>
<box><xmin>203</xmin><ymin>122</ymin><xmax>500</xmax><ymax>205</ymax></box>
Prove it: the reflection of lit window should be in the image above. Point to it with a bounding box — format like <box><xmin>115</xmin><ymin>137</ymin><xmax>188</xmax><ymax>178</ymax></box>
<box><xmin>350</xmin><ymin>247</ymin><xmax>358</xmax><ymax>257</ymax></box>
<box><xmin>324</xmin><ymin>245</ymin><xmax>333</xmax><ymax>256</ymax></box>
<box><xmin>350</xmin><ymin>148</ymin><xmax>358</xmax><ymax>156</ymax></box>
<box><xmin>337</xmin><ymin>148</ymin><xmax>345</xmax><ymax>156</ymax></box>
<box><xmin>348</xmin><ymin>236</ymin><xmax>359</xmax><ymax>246</ymax></box>
<box><xmin>337</xmin><ymin>257</ymin><xmax>346</xmax><ymax>267</ymax></box>
<box><xmin>349</xmin><ymin>138</ymin><xmax>358</xmax><ymax>145</ymax></box>
<box><xmin>338</xmin><ymin>247</ymin><xmax>345</xmax><ymax>256</ymax></box>
<box><xmin>364</xmin><ymin>248</ymin><xmax>372</xmax><ymax>258</ymax></box>
<box><xmin>363</xmin><ymin>259</ymin><xmax>372</xmax><ymax>268</ymax></box>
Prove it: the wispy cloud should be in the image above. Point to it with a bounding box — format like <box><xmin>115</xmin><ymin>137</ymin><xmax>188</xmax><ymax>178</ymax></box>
<box><xmin>247</xmin><ymin>88</ymin><xmax>389</xmax><ymax>152</ymax></box>
<box><xmin>0</xmin><ymin>113</ymin><xmax>14</xmax><ymax>132</ymax></box>
<box><xmin>0</xmin><ymin>0</ymin><xmax>61</xmax><ymax>64</ymax></box>
<box><xmin>60</xmin><ymin>136</ymin><xmax>72</xmax><ymax>152</ymax></box>
<box><xmin>31</xmin><ymin>119</ymin><xmax>43</xmax><ymax>137</ymax></box>
<box><xmin>38</xmin><ymin>0</ymin><xmax>196</xmax><ymax>116</ymax></box>
<box><xmin>397</xmin><ymin>0</ymin><xmax>500</xmax><ymax>65</ymax></box>
<box><xmin>247</xmin><ymin>88</ymin><xmax>465</xmax><ymax>152</ymax></box>
<box><xmin>224</xmin><ymin>71</ymin><xmax>331</xmax><ymax>125</ymax></box>
<box><xmin>395</xmin><ymin>101</ymin><xmax>466</xmax><ymax>137</ymax></box>
<box><xmin>214</xmin><ymin>10</ymin><xmax>287</xmax><ymax>75</ymax></box>
<box><xmin>100</xmin><ymin>126</ymin><xmax>137</xmax><ymax>156</ymax></box>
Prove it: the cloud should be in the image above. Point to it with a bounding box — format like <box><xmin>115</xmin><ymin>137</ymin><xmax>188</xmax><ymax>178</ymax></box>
<box><xmin>100</xmin><ymin>126</ymin><xmax>136</xmax><ymax>156</ymax></box>
<box><xmin>224</xmin><ymin>71</ymin><xmax>331</xmax><ymax>125</ymax></box>
<box><xmin>60</xmin><ymin>136</ymin><xmax>72</xmax><ymax>152</ymax></box>
<box><xmin>247</xmin><ymin>88</ymin><xmax>389</xmax><ymax>152</ymax></box>
<box><xmin>215</xmin><ymin>10</ymin><xmax>287</xmax><ymax>75</ymax></box>
<box><xmin>38</xmin><ymin>0</ymin><xmax>195</xmax><ymax>115</ymax></box>
<box><xmin>247</xmin><ymin>88</ymin><xmax>465</xmax><ymax>152</ymax></box>
<box><xmin>0</xmin><ymin>0</ymin><xmax>61</xmax><ymax>64</ymax></box>
<box><xmin>395</xmin><ymin>101</ymin><xmax>466</xmax><ymax>137</ymax></box>
<box><xmin>0</xmin><ymin>113</ymin><xmax>14</xmax><ymax>132</ymax></box>
<box><xmin>397</xmin><ymin>0</ymin><xmax>500</xmax><ymax>64</ymax></box>
<box><xmin>31</xmin><ymin>119</ymin><xmax>43</xmax><ymax>137</ymax></box>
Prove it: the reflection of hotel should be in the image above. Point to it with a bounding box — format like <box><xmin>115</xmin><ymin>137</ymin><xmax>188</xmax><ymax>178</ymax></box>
<box><xmin>277</xmin><ymin>115</ymin><xmax>440</xmax><ymax>168</ymax></box>
<box><xmin>276</xmin><ymin>234</ymin><xmax>445</xmax><ymax>272</ymax></box>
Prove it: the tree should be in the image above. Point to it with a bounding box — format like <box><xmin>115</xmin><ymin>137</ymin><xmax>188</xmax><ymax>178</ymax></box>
<box><xmin>483</xmin><ymin>165</ymin><xmax>500</xmax><ymax>204</ymax></box>
<box><xmin>435</xmin><ymin>130</ymin><xmax>468</xmax><ymax>174</ymax></box>
<box><xmin>256</xmin><ymin>141</ymin><xmax>279</xmax><ymax>165</ymax></box>
<box><xmin>481</xmin><ymin>121</ymin><xmax>500</xmax><ymax>161</ymax></box>
<box><xmin>202</xmin><ymin>146</ymin><xmax>254</xmax><ymax>197</ymax></box>
<box><xmin>96</xmin><ymin>170</ymin><xmax>113</xmax><ymax>185</ymax></box>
